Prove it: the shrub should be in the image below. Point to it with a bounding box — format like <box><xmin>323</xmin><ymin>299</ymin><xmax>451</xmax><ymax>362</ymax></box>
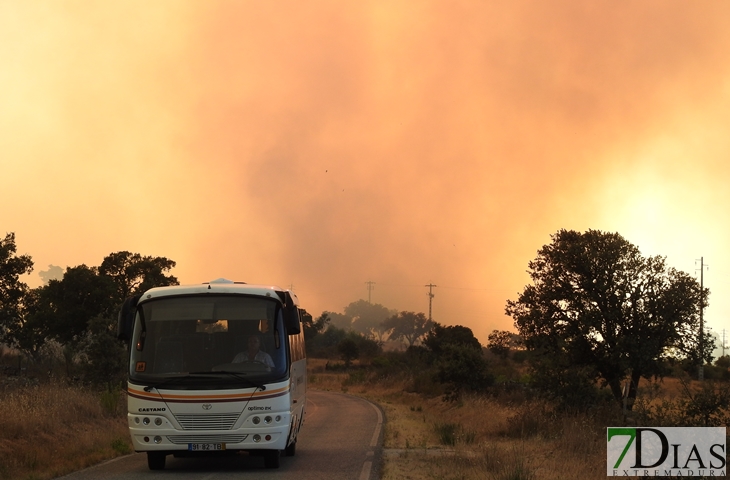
<box><xmin>433</xmin><ymin>344</ymin><xmax>493</xmax><ymax>399</ymax></box>
<box><xmin>337</xmin><ymin>338</ymin><xmax>360</xmax><ymax>368</ymax></box>
<box><xmin>111</xmin><ymin>437</ymin><xmax>132</xmax><ymax>455</ymax></box>
<box><xmin>635</xmin><ymin>378</ymin><xmax>730</xmax><ymax>427</ymax></box>
<box><xmin>432</xmin><ymin>422</ymin><xmax>476</xmax><ymax>446</ymax></box>
<box><xmin>434</xmin><ymin>422</ymin><xmax>459</xmax><ymax>446</ymax></box>
<box><xmin>525</xmin><ymin>362</ymin><xmax>611</xmax><ymax>411</ymax></box>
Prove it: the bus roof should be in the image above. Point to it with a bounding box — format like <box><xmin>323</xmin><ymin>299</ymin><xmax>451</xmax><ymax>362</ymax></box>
<box><xmin>138</xmin><ymin>279</ymin><xmax>299</xmax><ymax>306</ymax></box>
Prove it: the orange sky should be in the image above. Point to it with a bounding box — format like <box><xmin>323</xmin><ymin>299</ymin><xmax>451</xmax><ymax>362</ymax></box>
<box><xmin>2</xmin><ymin>1</ymin><xmax>730</xmax><ymax>346</ymax></box>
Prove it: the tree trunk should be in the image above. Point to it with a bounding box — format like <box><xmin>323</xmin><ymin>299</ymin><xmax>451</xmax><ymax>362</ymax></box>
<box><xmin>625</xmin><ymin>371</ymin><xmax>641</xmax><ymax>412</ymax></box>
<box><xmin>608</xmin><ymin>378</ymin><xmax>623</xmax><ymax>408</ymax></box>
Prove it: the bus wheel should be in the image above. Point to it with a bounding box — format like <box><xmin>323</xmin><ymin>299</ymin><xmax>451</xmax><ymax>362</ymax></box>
<box><xmin>147</xmin><ymin>452</ymin><xmax>166</xmax><ymax>470</ymax></box>
<box><xmin>285</xmin><ymin>439</ymin><xmax>297</xmax><ymax>457</ymax></box>
<box><xmin>263</xmin><ymin>449</ymin><xmax>280</xmax><ymax>469</ymax></box>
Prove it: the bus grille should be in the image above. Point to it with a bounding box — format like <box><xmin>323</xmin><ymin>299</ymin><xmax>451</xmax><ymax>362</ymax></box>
<box><xmin>167</xmin><ymin>434</ymin><xmax>248</xmax><ymax>445</ymax></box>
<box><xmin>174</xmin><ymin>413</ymin><xmax>240</xmax><ymax>430</ymax></box>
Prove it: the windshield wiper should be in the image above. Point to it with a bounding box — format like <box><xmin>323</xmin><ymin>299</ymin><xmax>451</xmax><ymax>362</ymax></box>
<box><xmin>142</xmin><ymin>374</ymin><xmax>191</xmax><ymax>392</ymax></box>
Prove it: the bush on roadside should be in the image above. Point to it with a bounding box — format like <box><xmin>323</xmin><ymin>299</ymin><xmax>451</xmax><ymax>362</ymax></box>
<box><xmin>433</xmin><ymin>343</ymin><xmax>493</xmax><ymax>400</ymax></box>
<box><xmin>634</xmin><ymin>377</ymin><xmax>730</xmax><ymax>427</ymax></box>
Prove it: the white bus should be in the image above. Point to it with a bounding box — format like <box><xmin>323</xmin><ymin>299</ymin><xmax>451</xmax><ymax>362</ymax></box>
<box><xmin>117</xmin><ymin>279</ymin><xmax>307</xmax><ymax>470</ymax></box>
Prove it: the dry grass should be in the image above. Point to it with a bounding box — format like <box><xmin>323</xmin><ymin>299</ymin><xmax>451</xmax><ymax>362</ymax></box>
<box><xmin>0</xmin><ymin>380</ymin><xmax>130</xmax><ymax>480</ymax></box>
<box><xmin>374</xmin><ymin>396</ymin><xmax>607</xmax><ymax>480</ymax></box>
<box><xmin>307</xmin><ymin>358</ymin><xmax>611</xmax><ymax>480</ymax></box>
<box><xmin>0</xmin><ymin>359</ymin><xmax>720</xmax><ymax>480</ymax></box>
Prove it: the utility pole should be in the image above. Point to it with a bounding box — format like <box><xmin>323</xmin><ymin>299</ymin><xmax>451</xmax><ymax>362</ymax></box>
<box><xmin>722</xmin><ymin>329</ymin><xmax>727</xmax><ymax>358</ymax></box>
<box><xmin>365</xmin><ymin>281</ymin><xmax>375</xmax><ymax>303</ymax></box>
<box><xmin>425</xmin><ymin>283</ymin><xmax>437</xmax><ymax>322</ymax></box>
<box><xmin>696</xmin><ymin>257</ymin><xmax>708</xmax><ymax>380</ymax></box>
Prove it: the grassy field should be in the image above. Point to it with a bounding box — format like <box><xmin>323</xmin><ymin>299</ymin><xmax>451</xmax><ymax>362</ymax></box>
<box><xmin>308</xmin><ymin>358</ymin><xmax>610</xmax><ymax>480</ymax></box>
<box><xmin>0</xmin><ymin>358</ymin><xmax>723</xmax><ymax>480</ymax></box>
<box><xmin>0</xmin><ymin>378</ymin><xmax>131</xmax><ymax>480</ymax></box>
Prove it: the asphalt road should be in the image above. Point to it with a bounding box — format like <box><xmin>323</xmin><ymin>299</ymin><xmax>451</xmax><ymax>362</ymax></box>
<box><xmin>59</xmin><ymin>390</ymin><xmax>383</xmax><ymax>480</ymax></box>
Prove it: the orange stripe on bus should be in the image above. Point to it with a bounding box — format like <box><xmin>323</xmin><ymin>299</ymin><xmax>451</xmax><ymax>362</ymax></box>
<box><xmin>127</xmin><ymin>386</ymin><xmax>289</xmax><ymax>402</ymax></box>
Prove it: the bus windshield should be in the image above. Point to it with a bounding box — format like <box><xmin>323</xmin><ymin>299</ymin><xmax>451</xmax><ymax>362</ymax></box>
<box><xmin>128</xmin><ymin>295</ymin><xmax>288</xmax><ymax>388</ymax></box>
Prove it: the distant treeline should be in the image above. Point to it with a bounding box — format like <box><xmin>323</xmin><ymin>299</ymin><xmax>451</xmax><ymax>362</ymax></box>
<box><xmin>1</xmin><ymin>229</ymin><xmax>728</xmax><ymax>416</ymax></box>
<box><xmin>0</xmin><ymin>232</ymin><xmax>177</xmax><ymax>388</ymax></box>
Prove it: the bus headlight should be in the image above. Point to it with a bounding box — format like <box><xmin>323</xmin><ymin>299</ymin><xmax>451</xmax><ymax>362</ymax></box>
<box><xmin>154</xmin><ymin>418</ymin><xmax>163</xmax><ymax>426</ymax></box>
<box><xmin>253</xmin><ymin>434</ymin><xmax>261</xmax><ymax>443</ymax></box>
<box><xmin>142</xmin><ymin>417</ymin><xmax>150</xmax><ymax>425</ymax></box>
<box><xmin>252</xmin><ymin>416</ymin><xmax>260</xmax><ymax>425</ymax></box>
<box><xmin>264</xmin><ymin>416</ymin><xmax>272</xmax><ymax>424</ymax></box>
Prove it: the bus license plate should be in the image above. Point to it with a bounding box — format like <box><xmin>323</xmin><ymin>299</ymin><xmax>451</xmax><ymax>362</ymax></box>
<box><xmin>188</xmin><ymin>443</ymin><xmax>226</xmax><ymax>451</ymax></box>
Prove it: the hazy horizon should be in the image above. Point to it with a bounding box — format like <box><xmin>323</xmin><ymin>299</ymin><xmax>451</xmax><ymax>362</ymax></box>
<box><xmin>4</xmin><ymin>1</ymin><xmax>730</xmax><ymax>345</ymax></box>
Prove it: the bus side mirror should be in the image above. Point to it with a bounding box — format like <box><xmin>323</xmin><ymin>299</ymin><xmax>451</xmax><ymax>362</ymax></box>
<box><xmin>117</xmin><ymin>295</ymin><xmax>141</xmax><ymax>342</ymax></box>
<box><xmin>283</xmin><ymin>292</ymin><xmax>301</xmax><ymax>335</ymax></box>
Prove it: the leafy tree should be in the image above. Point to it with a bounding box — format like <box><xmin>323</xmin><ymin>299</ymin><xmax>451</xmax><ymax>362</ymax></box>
<box><xmin>77</xmin><ymin>315</ymin><xmax>128</xmax><ymax>389</ymax></box>
<box><xmin>98</xmin><ymin>251</ymin><xmax>178</xmax><ymax>306</ymax></box>
<box><xmin>26</xmin><ymin>265</ymin><xmax>117</xmax><ymax>345</ymax></box>
<box><xmin>715</xmin><ymin>355</ymin><xmax>730</xmax><ymax>369</ymax></box>
<box><xmin>344</xmin><ymin>300</ymin><xmax>396</xmax><ymax>337</ymax></box>
<box><xmin>506</xmin><ymin>229</ymin><xmax>708</xmax><ymax>410</ymax></box>
<box><xmin>337</xmin><ymin>337</ymin><xmax>360</xmax><ymax>368</ymax></box>
<box><xmin>0</xmin><ymin>233</ymin><xmax>33</xmax><ymax>347</ymax></box>
<box><xmin>303</xmin><ymin>311</ymin><xmax>330</xmax><ymax>341</ymax></box>
<box><xmin>21</xmin><ymin>252</ymin><xmax>178</xmax><ymax>372</ymax></box>
<box><xmin>325</xmin><ymin>311</ymin><xmax>353</xmax><ymax>331</ymax></box>
<box><xmin>682</xmin><ymin>327</ymin><xmax>717</xmax><ymax>371</ymax></box>
<box><xmin>423</xmin><ymin>323</ymin><xmax>482</xmax><ymax>357</ymax></box>
<box><xmin>346</xmin><ymin>331</ymin><xmax>381</xmax><ymax>360</ymax></box>
<box><xmin>11</xmin><ymin>287</ymin><xmax>49</xmax><ymax>355</ymax></box>
<box><xmin>369</xmin><ymin>322</ymin><xmax>391</xmax><ymax>344</ymax></box>
<box><xmin>486</xmin><ymin>330</ymin><xmax>513</xmax><ymax>359</ymax></box>
<box><xmin>421</xmin><ymin>322</ymin><xmax>491</xmax><ymax>398</ymax></box>
<box><xmin>382</xmin><ymin>311</ymin><xmax>433</xmax><ymax>347</ymax></box>
<box><xmin>433</xmin><ymin>343</ymin><xmax>493</xmax><ymax>399</ymax></box>
<box><xmin>306</xmin><ymin>324</ymin><xmax>347</xmax><ymax>357</ymax></box>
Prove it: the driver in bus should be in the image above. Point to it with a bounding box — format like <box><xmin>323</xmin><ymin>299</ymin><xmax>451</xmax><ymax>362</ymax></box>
<box><xmin>232</xmin><ymin>335</ymin><xmax>275</xmax><ymax>368</ymax></box>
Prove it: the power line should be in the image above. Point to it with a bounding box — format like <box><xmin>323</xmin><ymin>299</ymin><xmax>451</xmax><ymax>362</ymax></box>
<box><xmin>373</xmin><ymin>282</ymin><xmax>490</xmax><ymax>291</ymax></box>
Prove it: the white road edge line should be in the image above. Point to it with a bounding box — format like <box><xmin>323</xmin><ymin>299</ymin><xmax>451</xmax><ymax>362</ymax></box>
<box><xmin>359</xmin><ymin>398</ymin><xmax>383</xmax><ymax>480</ymax></box>
<box><xmin>368</xmin><ymin>400</ymin><xmax>383</xmax><ymax>447</ymax></box>
<box><xmin>359</xmin><ymin>461</ymin><xmax>373</xmax><ymax>480</ymax></box>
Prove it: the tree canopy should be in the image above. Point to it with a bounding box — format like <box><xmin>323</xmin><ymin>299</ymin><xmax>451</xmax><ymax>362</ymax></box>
<box><xmin>382</xmin><ymin>311</ymin><xmax>433</xmax><ymax>347</ymax></box>
<box><xmin>0</xmin><ymin>243</ymin><xmax>181</xmax><ymax>381</ymax></box>
<box><xmin>302</xmin><ymin>311</ymin><xmax>330</xmax><ymax>341</ymax></box>
<box><xmin>486</xmin><ymin>330</ymin><xmax>520</xmax><ymax>359</ymax></box>
<box><xmin>344</xmin><ymin>300</ymin><xmax>397</xmax><ymax>338</ymax></box>
<box><xmin>422</xmin><ymin>322</ymin><xmax>491</xmax><ymax>398</ymax></box>
<box><xmin>423</xmin><ymin>323</ymin><xmax>482</xmax><ymax>355</ymax></box>
<box><xmin>505</xmin><ymin>229</ymin><xmax>709</xmax><ymax>410</ymax></box>
<box><xmin>99</xmin><ymin>251</ymin><xmax>178</xmax><ymax>306</ymax></box>
<box><xmin>0</xmin><ymin>233</ymin><xmax>33</xmax><ymax>347</ymax></box>
<box><xmin>23</xmin><ymin>252</ymin><xmax>179</xmax><ymax>348</ymax></box>
<box><xmin>26</xmin><ymin>265</ymin><xmax>117</xmax><ymax>345</ymax></box>
<box><xmin>325</xmin><ymin>311</ymin><xmax>353</xmax><ymax>331</ymax></box>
